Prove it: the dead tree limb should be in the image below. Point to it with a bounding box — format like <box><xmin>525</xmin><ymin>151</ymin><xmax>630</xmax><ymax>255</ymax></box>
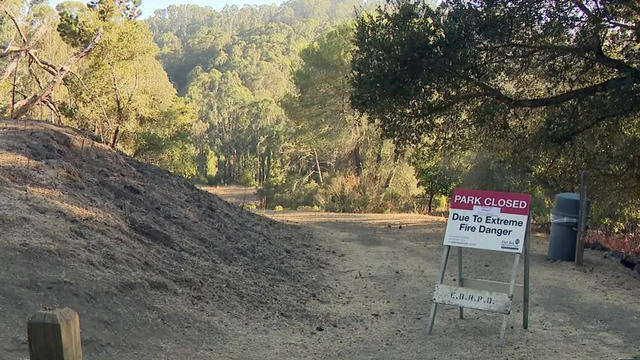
<box><xmin>0</xmin><ymin>56</ymin><xmax>21</xmax><ymax>83</ymax></box>
<box><xmin>11</xmin><ymin>28</ymin><xmax>103</xmax><ymax>120</ymax></box>
<box><xmin>0</xmin><ymin>3</ymin><xmax>28</xmax><ymax>45</ymax></box>
<box><xmin>108</xmin><ymin>63</ymin><xmax>125</xmax><ymax>148</ymax></box>
<box><xmin>27</xmin><ymin>58</ymin><xmax>45</xmax><ymax>89</ymax></box>
<box><xmin>0</xmin><ymin>25</ymin><xmax>47</xmax><ymax>83</ymax></box>
<box><xmin>27</xmin><ymin>51</ymin><xmax>57</xmax><ymax>76</ymax></box>
<box><xmin>10</xmin><ymin>53</ymin><xmax>22</xmax><ymax>118</ymax></box>
<box><xmin>1</xmin><ymin>47</ymin><xmax>27</xmax><ymax>58</ymax></box>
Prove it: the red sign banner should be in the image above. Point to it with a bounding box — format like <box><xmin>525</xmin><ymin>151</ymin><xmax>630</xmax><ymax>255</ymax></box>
<box><xmin>444</xmin><ymin>189</ymin><xmax>531</xmax><ymax>253</ymax></box>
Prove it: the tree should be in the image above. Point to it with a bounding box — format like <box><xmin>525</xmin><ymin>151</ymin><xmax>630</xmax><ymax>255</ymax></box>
<box><xmin>283</xmin><ymin>23</ymin><xmax>365</xmax><ymax>181</ymax></box>
<box><xmin>353</xmin><ymin>0</ymin><xmax>639</xmax><ymax>143</ymax></box>
<box><xmin>186</xmin><ymin>69</ymin><xmax>256</xmax><ymax>183</ymax></box>
<box><xmin>1</xmin><ymin>1</ymin><xmax>102</xmax><ymax>121</ymax></box>
<box><xmin>147</xmin><ymin>0</ymin><xmax>377</xmax><ymax>187</ymax></box>
<box><xmin>51</xmin><ymin>1</ymin><xmax>198</xmax><ymax>177</ymax></box>
<box><xmin>351</xmin><ymin>0</ymin><xmax>640</xmax><ymax>226</ymax></box>
<box><xmin>56</xmin><ymin>0</ymin><xmax>187</xmax><ymax>151</ymax></box>
<box><xmin>276</xmin><ymin>20</ymin><xmax>421</xmax><ymax>211</ymax></box>
<box><xmin>412</xmin><ymin>151</ymin><xmax>462</xmax><ymax>213</ymax></box>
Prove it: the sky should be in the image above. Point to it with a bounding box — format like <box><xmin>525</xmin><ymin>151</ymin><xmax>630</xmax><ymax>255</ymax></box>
<box><xmin>48</xmin><ymin>0</ymin><xmax>287</xmax><ymax>18</ymax></box>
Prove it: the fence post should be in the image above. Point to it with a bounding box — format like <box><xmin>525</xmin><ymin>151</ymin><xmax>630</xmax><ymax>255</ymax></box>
<box><xmin>28</xmin><ymin>308</ymin><xmax>82</xmax><ymax>360</ymax></box>
<box><xmin>575</xmin><ymin>170</ymin><xmax>590</xmax><ymax>266</ymax></box>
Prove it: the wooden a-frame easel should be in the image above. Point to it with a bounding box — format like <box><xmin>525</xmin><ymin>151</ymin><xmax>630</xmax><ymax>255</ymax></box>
<box><xmin>427</xmin><ymin>216</ymin><xmax>531</xmax><ymax>346</ymax></box>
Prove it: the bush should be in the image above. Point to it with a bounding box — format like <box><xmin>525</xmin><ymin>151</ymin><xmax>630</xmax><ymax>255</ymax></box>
<box><xmin>258</xmin><ymin>179</ymin><xmax>320</xmax><ymax>210</ymax></box>
<box><xmin>589</xmin><ymin>232</ymin><xmax>640</xmax><ymax>256</ymax></box>
<box><xmin>319</xmin><ymin>175</ymin><xmax>367</xmax><ymax>213</ymax></box>
<box><xmin>297</xmin><ymin>205</ymin><xmax>321</xmax><ymax>212</ymax></box>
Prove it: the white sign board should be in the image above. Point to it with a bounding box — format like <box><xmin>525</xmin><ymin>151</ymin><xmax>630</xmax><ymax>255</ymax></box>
<box><xmin>444</xmin><ymin>189</ymin><xmax>531</xmax><ymax>253</ymax></box>
<box><xmin>432</xmin><ymin>284</ymin><xmax>512</xmax><ymax>314</ymax></box>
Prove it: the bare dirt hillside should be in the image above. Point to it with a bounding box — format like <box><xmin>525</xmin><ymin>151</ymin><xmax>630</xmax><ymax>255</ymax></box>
<box><xmin>0</xmin><ymin>121</ymin><xmax>330</xmax><ymax>359</ymax></box>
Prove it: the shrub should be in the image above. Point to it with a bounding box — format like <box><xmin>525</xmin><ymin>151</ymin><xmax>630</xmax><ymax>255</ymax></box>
<box><xmin>296</xmin><ymin>205</ymin><xmax>321</xmax><ymax>212</ymax></box>
<box><xmin>589</xmin><ymin>232</ymin><xmax>640</xmax><ymax>256</ymax></box>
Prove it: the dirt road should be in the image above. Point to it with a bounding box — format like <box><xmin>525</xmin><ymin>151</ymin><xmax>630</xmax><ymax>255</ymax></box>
<box><xmin>242</xmin><ymin>211</ymin><xmax>640</xmax><ymax>359</ymax></box>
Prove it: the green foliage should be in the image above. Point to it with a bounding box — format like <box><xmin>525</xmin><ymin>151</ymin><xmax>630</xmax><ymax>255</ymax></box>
<box><xmin>284</xmin><ymin>23</ymin><xmax>360</xmax><ymax>155</ymax></box>
<box><xmin>51</xmin><ymin>0</ymin><xmax>200</xmax><ymax>176</ymax></box>
<box><xmin>148</xmin><ymin>0</ymin><xmax>381</xmax><ymax>190</ymax></box>
<box><xmin>412</xmin><ymin>150</ymin><xmax>463</xmax><ymax>213</ymax></box>
<box><xmin>127</xmin><ymin>97</ymin><xmax>199</xmax><ymax>179</ymax></box>
<box><xmin>57</xmin><ymin>3</ymin><xmax>98</xmax><ymax>47</ymax></box>
<box><xmin>351</xmin><ymin>0</ymin><xmax>640</xmax><ymax>226</ymax></box>
<box><xmin>274</xmin><ymin>18</ymin><xmax>423</xmax><ymax>212</ymax></box>
<box><xmin>0</xmin><ymin>1</ymin><xmax>198</xmax><ymax>178</ymax></box>
<box><xmin>88</xmin><ymin>0</ymin><xmax>141</xmax><ymax>21</ymax></box>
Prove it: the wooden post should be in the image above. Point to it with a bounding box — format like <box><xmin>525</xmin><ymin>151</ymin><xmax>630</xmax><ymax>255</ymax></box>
<box><xmin>28</xmin><ymin>308</ymin><xmax>82</xmax><ymax>360</ymax></box>
<box><xmin>523</xmin><ymin>216</ymin><xmax>531</xmax><ymax>329</ymax></box>
<box><xmin>499</xmin><ymin>253</ymin><xmax>521</xmax><ymax>346</ymax></box>
<box><xmin>458</xmin><ymin>247</ymin><xmax>464</xmax><ymax>320</ymax></box>
<box><xmin>428</xmin><ymin>245</ymin><xmax>451</xmax><ymax>334</ymax></box>
<box><xmin>575</xmin><ymin>171</ymin><xmax>590</xmax><ymax>266</ymax></box>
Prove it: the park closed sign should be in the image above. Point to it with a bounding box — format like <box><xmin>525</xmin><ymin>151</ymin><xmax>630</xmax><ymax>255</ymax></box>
<box><xmin>428</xmin><ymin>188</ymin><xmax>532</xmax><ymax>346</ymax></box>
<box><xmin>444</xmin><ymin>189</ymin><xmax>531</xmax><ymax>253</ymax></box>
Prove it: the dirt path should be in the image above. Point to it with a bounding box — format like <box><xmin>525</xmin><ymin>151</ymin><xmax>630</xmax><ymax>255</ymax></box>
<box><xmin>201</xmin><ymin>186</ymin><xmax>261</xmax><ymax>207</ymax></box>
<box><xmin>248</xmin><ymin>211</ymin><xmax>640</xmax><ymax>359</ymax></box>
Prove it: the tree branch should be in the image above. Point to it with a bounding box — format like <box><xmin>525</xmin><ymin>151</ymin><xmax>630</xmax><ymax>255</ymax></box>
<box><xmin>27</xmin><ymin>57</ymin><xmax>44</xmax><ymax>90</ymax></box>
<box><xmin>453</xmin><ymin>68</ymin><xmax>636</xmax><ymax>108</ymax></box>
<box><xmin>12</xmin><ymin>28</ymin><xmax>104</xmax><ymax>119</ymax></box>
<box><xmin>593</xmin><ymin>40</ymin><xmax>640</xmax><ymax>77</ymax></box>
<box><xmin>27</xmin><ymin>50</ymin><xmax>58</xmax><ymax>76</ymax></box>
<box><xmin>126</xmin><ymin>69</ymin><xmax>139</xmax><ymax>105</ymax></box>
<box><xmin>0</xmin><ymin>3</ymin><xmax>28</xmax><ymax>45</ymax></box>
<box><xmin>0</xmin><ymin>55</ymin><xmax>21</xmax><ymax>83</ymax></box>
<box><xmin>0</xmin><ymin>47</ymin><xmax>27</xmax><ymax>58</ymax></box>
<box><xmin>504</xmin><ymin>76</ymin><xmax>636</xmax><ymax>108</ymax></box>
<box><xmin>560</xmin><ymin>107</ymin><xmax>634</xmax><ymax>142</ymax></box>
<box><xmin>0</xmin><ymin>25</ymin><xmax>47</xmax><ymax>85</ymax></box>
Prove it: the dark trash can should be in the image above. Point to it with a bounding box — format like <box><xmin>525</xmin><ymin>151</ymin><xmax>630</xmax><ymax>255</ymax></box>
<box><xmin>548</xmin><ymin>193</ymin><xmax>586</xmax><ymax>261</ymax></box>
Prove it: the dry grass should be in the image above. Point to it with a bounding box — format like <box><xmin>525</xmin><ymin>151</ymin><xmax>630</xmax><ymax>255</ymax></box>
<box><xmin>590</xmin><ymin>232</ymin><xmax>640</xmax><ymax>256</ymax></box>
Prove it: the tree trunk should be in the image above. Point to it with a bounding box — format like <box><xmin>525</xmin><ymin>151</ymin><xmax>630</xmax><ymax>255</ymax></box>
<box><xmin>353</xmin><ymin>144</ymin><xmax>363</xmax><ymax>178</ymax></box>
<box><xmin>233</xmin><ymin>150</ymin><xmax>238</xmax><ymax>183</ymax></box>
<box><xmin>314</xmin><ymin>149</ymin><xmax>324</xmax><ymax>185</ymax></box>
<box><xmin>265</xmin><ymin>150</ymin><xmax>272</xmax><ymax>184</ymax></box>
<box><xmin>110</xmin><ymin>126</ymin><xmax>120</xmax><ymax>149</ymax></box>
<box><xmin>10</xmin><ymin>55</ymin><xmax>20</xmax><ymax>118</ymax></box>
<box><xmin>384</xmin><ymin>151</ymin><xmax>401</xmax><ymax>189</ymax></box>
<box><xmin>223</xmin><ymin>157</ymin><xmax>229</xmax><ymax>185</ymax></box>
<box><xmin>258</xmin><ymin>153</ymin><xmax>264</xmax><ymax>185</ymax></box>
<box><xmin>428</xmin><ymin>193</ymin><xmax>434</xmax><ymax>213</ymax></box>
<box><xmin>196</xmin><ymin>145</ymin><xmax>208</xmax><ymax>180</ymax></box>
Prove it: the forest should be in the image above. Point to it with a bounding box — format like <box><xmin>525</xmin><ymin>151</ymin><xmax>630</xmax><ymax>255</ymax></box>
<box><xmin>1</xmin><ymin>0</ymin><xmax>639</xmax><ymax>236</ymax></box>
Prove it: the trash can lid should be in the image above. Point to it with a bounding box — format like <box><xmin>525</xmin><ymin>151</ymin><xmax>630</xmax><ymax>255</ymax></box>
<box><xmin>553</xmin><ymin>192</ymin><xmax>581</xmax><ymax>217</ymax></box>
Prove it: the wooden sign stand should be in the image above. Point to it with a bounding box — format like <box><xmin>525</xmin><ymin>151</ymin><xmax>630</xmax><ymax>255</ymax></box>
<box><xmin>428</xmin><ymin>216</ymin><xmax>531</xmax><ymax>346</ymax></box>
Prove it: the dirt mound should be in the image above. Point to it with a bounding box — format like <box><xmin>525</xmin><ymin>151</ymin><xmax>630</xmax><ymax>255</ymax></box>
<box><xmin>0</xmin><ymin>121</ymin><xmax>328</xmax><ymax>359</ymax></box>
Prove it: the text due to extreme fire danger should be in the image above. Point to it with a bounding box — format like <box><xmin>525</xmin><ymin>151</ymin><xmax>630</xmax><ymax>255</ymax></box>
<box><xmin>444</xmin><ymin>189</ymin><xmax>531</xmax><ymax>253</ymax></box>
